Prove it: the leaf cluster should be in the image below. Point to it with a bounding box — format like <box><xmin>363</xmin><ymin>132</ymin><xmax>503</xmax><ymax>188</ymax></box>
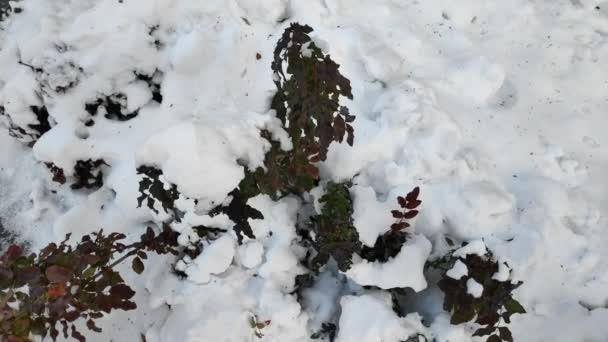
<box><xmin>360</xmin><ymin>187</ymin><xmax>421</xmax><ymax>263</ymax></box>
<box><xmin>240</xmin><ymin>23</ymin><xmax>356</xmax><ymax>198</ymax></box>
<box><xmin>136</xmin><ymin>166</ymin><xmax>180</xmax><ymax>217</ymax></box>
<box><xmin>437</xmin><ymin>252</ymin><xmax>525</xmax><ymax>342</ymax></box>
<box><xmin>208</xmin><ymin>189</ymin><xmax>263</xmax><ymax>244</ymax></box>
<box><xmin>309</xmin><ymin>182</ymin><xmax>361</xmax><ymax>272</ymax></box>
<box><xmin>0</xmin><ymin>226</ymin><xmax>178</xmax><ymax>342</ymax></box>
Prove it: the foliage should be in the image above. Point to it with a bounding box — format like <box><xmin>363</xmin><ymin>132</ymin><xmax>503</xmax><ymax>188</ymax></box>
<box><xmin>136</xmin><ymin>166</ymin><xmax>180</xmax><ymax>217</ymax></box>
<box><xmin>436</xmin><ymin>250</ymin><xmax>525</xmax><ymax>342</ymax></box>
<box><xmin>309</xmin><ymin>182</ymin><xmax>361</xmax><ymax>272</ymax></box>
<box><xmin>0</xmin><ymin>226</ymin><xmax>178</xmax><ymax>342</ymax></box>
<box><xmin>208</xmin><ymin>189</ymin><xmax>263</xmax><ymax>244</ymax></box>
<box><xmin>240</xmin><ymin>23</ymin><xmax>355</xmax><ymax>198</ymax></box>
<box><xmin>0</xmin><ymin>105</ymin><xmax>51</xmax><ymax>146</ymax></box>
<box><xmin>360</xmin><ymin>187</ymin><xmax>421</xmax><ymax>262</ymax></box>
<box><xmin>45</xmin><ymin>159</ymin><xmax>108</xmax><ymax>190</ymax></box>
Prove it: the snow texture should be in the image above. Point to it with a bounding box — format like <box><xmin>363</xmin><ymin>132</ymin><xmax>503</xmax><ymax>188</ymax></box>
<box><xmin>0</xmin><ymin>0</ymin><xmax>607</xmax><ymax>341</ymax></box>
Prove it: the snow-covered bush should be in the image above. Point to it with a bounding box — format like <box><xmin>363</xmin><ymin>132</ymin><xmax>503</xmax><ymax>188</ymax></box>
<box><xmin>432</xmin><ymin>243</ymin><xmax>526</xmax><ymax>342</ymax></box>
<box><xmin>240</xmin><ymin>23</ymin><xmax>355</xmax><ymax>198</ymax></box>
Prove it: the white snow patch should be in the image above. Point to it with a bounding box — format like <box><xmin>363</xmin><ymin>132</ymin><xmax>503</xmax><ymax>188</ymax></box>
<box><xmin>346</xmin><ymin>234</ymin><xmax>432</xmax><ymax>291</ymax></box>
<box><xmin>336</xmin><ymin>294</ymin><xmax>426</xmax><ymax>342</ymax></box>
<box><xmin>466</xmin><ymin>278</ymin><xmax>484</xmax><ymax>298</ymax></box>
<box><xmin>446</xmin><ymin>260</ymin><xmax>468</xmax><ymax>280</ymax></box>
<box><xmin>184</xmin><ymin>234</ymin><xmax>236</xmax><ymax>284</ymax></box>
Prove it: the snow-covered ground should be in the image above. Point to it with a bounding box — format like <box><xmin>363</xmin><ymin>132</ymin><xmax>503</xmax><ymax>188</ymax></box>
<box><xmin>1</xmin><ymin>0</ymin><xmax>608</xmax><ymax>341</ymax></box>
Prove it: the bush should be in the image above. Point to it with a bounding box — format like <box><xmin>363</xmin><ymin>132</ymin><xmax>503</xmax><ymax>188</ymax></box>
<box><xmin>0</xmin><ymin>227</ymin><xmax>178</xmax><ymax>342</ymax></box>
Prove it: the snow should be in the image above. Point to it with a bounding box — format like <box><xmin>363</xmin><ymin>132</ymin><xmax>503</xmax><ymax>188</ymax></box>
<box><xmin>466</xmin><ymin>279</ymin><xmax>484</xmax><ymax>298</ymax></box>
<box><xmin>446</xmin><ymin>260</ymin><xmax>468</xmax><ymax>280</ymax></box>
<box><xmin>492</xmin><ymin>261</ymin><xmax>511</xmax><ymax>282</ymax></box>
<box><xmin>453</xmin><ymin>240</ymin><xmax>488</xmax><ymax>258</ymax></box>
<box><xmin>346</xmin><ymin>234</ymin><xmax>432</xmax><ymax>291</ymax></box>
<box><xmin>184</xmin><ymin>234</ymin><xmax>236</xmax><ymax>285</ymax></box>
<box><xmin>336</xmin><ymin>294</ymin><xmax>427</xmax><ymax>342</ymax></box>
<box><xmin>0</xmin><ymin>0</ymin><xmax>607</xmax><ymax>341</ymax></box>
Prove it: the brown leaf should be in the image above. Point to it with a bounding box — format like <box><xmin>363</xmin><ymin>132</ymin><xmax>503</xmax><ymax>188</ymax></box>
<box><xmin>391</xmin><ymin>210</ymin><xmax>404</xmax><ymax>218</ymax></box>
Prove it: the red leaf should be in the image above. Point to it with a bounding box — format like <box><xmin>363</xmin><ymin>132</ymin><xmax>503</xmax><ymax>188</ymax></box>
<box><xmin>333</xmin><ymin>115</ymin><xmax>346</xmax><ymax>143</ymax></box>
<box><xmin>306</xmin><ymin>164</ymin><xmax>320</xmax><ymax>178</ymax></box>
<box><xmin>402</xmin><ymin>210</ymin><xmax>419</xmax><ymax>219</ymax></box>
<box><xmin>391</xmin><ymin>210</ymin><xmax>403</xmax><ymax>218</ymax></box>
<box><xmin>48</xmin><ymin>282</ymin><xmax>67</xmax><ymax>299</ymax></box>
<box><xmin>406</xmin><ymin>187</ymin><xmax>420</xmax><ymax>202</ymax></box>
<box><xmin>405</xmin><ymin>199</ymin><xmax>422</xmax><ymax>209</ymax></box>
<box><xmin>110</xmin><ymin>284</ymin><xmax>136</xmax><ymax>300</ymax></box>
<box><xmin>397</xmin><ymin>196</ymin><xmax>406</xmax><ymax>208</ymax></box>
<box><xmin>6</xmin><ymin>245</ymin><xmax>22</xmax><ymax>259</ymax></box>
<box><xmin>390</xmin><ymin>222</ymin><xmax>410</xmax><ymax>231</ymax></box>
<box><xmin>46</xmin><ymin>265</ymin><xmax>71</xmax><ymax>283</ymax></box>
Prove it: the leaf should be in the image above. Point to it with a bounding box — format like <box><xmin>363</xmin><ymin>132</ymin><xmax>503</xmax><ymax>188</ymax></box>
<box><xmin>6</xmin><ymin>245</ymin><xmax>23</xmax><ymax>259</ymax></box>
<box><xmin>45</xmin><ymin>265</ymin><xmax>71</xmax><ymax>283</ymax></box>
<box><xmin>450</xmin><ymin>305</ymin><xmax>476</xmax><ymax>325</ymax></box>
<box><xmin>406</xmin><ymin>187</ymin><xmax>420</xmax><ymax>202</ymax></box>
<box><xmin>504</xmin><ymin>298</ymin><xmax>526</xmax><ymax>314</ymax></box>
<box><xmin>82</xmin><ymin>267</ymin><xmax>96</xmax><ymax>279</ymax></box>
<box><xmin>391</xmin><ymin>210</ymin><xmax>404</xmax><ymax>218</ymax></box>
<box><xmin>86</xmin><ymin>319</ymin><xmax>102</xmax><ymax>333</ymax></box>
<box><xmin>132</xmin><ymin>257</ymin><xmax>144</xmax><ymax>274</ymax></box>
<box><xmin>487</xmin><ymin>335</ymin><xmax>502</xmax><ymax>342</ymax></box>
<box><xmin>405</xmin><ymin>199</ymin><xmax>421</xmax><ymax>210</ymax></box>
<box><xmin>71</xmin><ymin>325</ymin><xmax>86</xmax><ymax>342</ymax></box>
<box><xmin>110</xmin><ymin>284</ymin><xmax>136</xmax><ymax>300</ymax></box>
<box><xmin>473</xmin><ymin>326</ymin><xmax>496</xmax><ymax>337</ymax></box>
<box><xmin>390</xmin><ymin>222</ymin><xmax>410</xmax><ymax>231</ymax></box>
<box><xmin>397</xmin><ymin>196</ymin><xmax>406</xmax><ymax>208</ymax></box>
<box><xmin>499</xmin><ymin>327</ymin><xmax>513</xmax><ymax>342</ymax></box>
<box><xmin>402</xmin><ymin>210</ymin><xmax>419</xmax><ymax>219</ymax></box>
<box><xmin>48</xmin><ymin>282</ymin><xmax>67</xmax><ymax>299</ymax></box>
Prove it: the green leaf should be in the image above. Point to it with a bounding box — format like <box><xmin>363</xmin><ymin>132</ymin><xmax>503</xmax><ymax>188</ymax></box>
<box><xmin>504</xmin><ymin>298</ymin><xmax>526</xmax><ymax>314</ymax></box>
<box><xmin>83</xmin><ymin>267</ymin><xmax>96</xmax><ymax>279</ymax></box>
<box><xmin>450</xmin><ymin>305</ymin><xmax>476</xmax><ymax>325</ymax></box>
<box><xmin>132</xmin><ymin>257</ymin><xmax>144</xmax><ymax>274</ymax></box>
<box><xmin>499</xmin><ymin>327</ymin><xmax>513</xmax><ymax>342</ymax></box>
<box><xmin>487</xmin><ymin>335</ymin><xmax>502</xmax><ymax>342</ymax></box>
